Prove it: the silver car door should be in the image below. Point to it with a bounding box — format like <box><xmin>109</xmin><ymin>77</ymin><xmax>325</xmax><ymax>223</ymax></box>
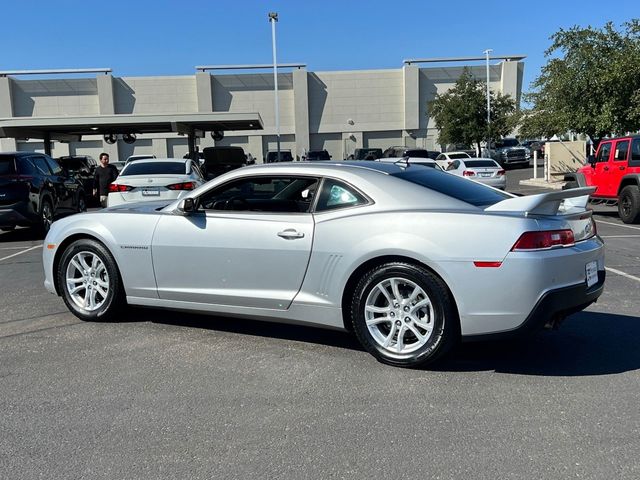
<box><xmin>151</xmin><ymin>176</ymin><xmax>317</xmax><ymax>310</ymax></box>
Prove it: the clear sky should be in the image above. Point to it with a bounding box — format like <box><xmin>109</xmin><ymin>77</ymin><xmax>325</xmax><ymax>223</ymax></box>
<box><xmin>2</xmin><ymin>0</ymin><xmax>637</xmax><ymax>93</ymax></box>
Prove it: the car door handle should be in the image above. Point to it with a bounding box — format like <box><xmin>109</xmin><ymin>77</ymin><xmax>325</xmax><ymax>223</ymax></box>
<box><xmin>277</xmin><ymin>229</ymin><xmax>305</xmax><ymax>239</ymax></box>
<box><xmin>619</xmin><ymin>166</ymin><xmax>626</xmax><ymax>171</ymax></box>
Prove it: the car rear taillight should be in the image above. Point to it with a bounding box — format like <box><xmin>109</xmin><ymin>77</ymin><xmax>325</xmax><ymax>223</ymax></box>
<box><xmin>108</xmin><ymin>183</ymin><xmax>133</xmax><ymax>193</ymax></box>
<box><xmin>511</xmin><ymin>230</ymin><xmax>575</xmax><ymax>251</ymax></box>
<box><xmin>496</xmin><ymin>169</ymin><xmax>505</xmax><ymax>176</ymax></box>
<box><xmin>462</xmin><ymin>170</ymin><xmax>475</xmax><ymax>177</ymax></box>
<box><xmin>166</xmin><ymin>182</ymin><xmax>196</xmax><ymax>191</ymax></box>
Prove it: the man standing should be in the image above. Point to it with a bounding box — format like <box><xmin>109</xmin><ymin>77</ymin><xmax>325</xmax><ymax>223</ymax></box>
<box><xmin>93</xmin><ymin>152</ymin><xmax>118</xmax><ymax>207</ymax></box>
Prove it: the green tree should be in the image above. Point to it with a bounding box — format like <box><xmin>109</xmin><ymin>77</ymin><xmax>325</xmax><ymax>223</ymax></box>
<box><xmin>520</xmin><ymin>20</ymin><xmax>640</xmax><ymax>144</ymax></box>
<box><xmin>429</xmin><ymin>68</ymin><xmax>518</xmax><ymax>152</ymax></box>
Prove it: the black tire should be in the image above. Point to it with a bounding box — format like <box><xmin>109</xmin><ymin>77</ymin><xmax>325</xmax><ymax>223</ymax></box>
<box><xmin>38</xmin><ymin>198</ymin><xmax>54</xmax><ymax>235</ymax></box>
<box><xmin>618</xmin><ymin>185</ymin><xmax>640</xmax><ymax>224</ymax></box>
<box><xmin>563</xmin><ymin>181</ymin><xmax>578</xmax><ymax>190</ymax></box>
<box><xmin>77</xmin><ymin>192</ymin><xmax>87</xmax><ymax>213</ymax></box>
<box><xmin>57</xmin><ymin>239</ymin><xmax>126</xmax><ymax>321</ymax></box>
<box><xmin>349</xmin><ymin>262</ymin><xmax>458</xmax><ymax>368</ymax></box>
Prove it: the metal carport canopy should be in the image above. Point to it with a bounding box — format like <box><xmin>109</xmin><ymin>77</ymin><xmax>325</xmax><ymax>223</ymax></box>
<box><xmin>0</xmin><ymin>112</ymin><xmax>264</xmax><ymax>142</ymax></box>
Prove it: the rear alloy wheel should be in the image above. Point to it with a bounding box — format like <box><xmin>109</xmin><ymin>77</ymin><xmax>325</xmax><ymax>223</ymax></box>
<box><xmin>618</xmin><ymin>185</ymin><xmax>640</xmax><ymax>224</ymax></box>
<box><xmin>57</xmin><ymin>239</ymin><xmax>125</xmax><ymax>321</ymax></box>
<box><xmin>39</xmin><ymin>199</ymin><xmax>54</xmax><ymax>235</ymax></box>
<box><xmin>350</xmin><ymin>262</ymin><xmax>458</xmax><ymax>368</ymax></box>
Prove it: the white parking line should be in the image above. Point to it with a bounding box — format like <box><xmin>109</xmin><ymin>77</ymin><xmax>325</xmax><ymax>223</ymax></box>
<box><xmin>0</xmin><ymin>244</ymin><xmax>42</xmax><ymax>262</ymax></box>
<box><xmin>606</xmin><ymin>267</ymin><xmax>640</xmax><ymax>283</ymax></box>
<box><xmin>600</xmin><ymin>235</ymin><xmax>640</xmax><ymax>238</ymax></box>
<box><xmin>0</xmin><ymin>246</ymin><xmax>37</xmax><ymax>250</ymax></box>
<box><xmin>596</xmin><ymin>220</ymin><xmax>640</xmax><ymax>230</ymax></box>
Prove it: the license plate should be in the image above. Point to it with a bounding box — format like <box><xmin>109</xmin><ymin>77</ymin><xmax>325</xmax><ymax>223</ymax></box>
<box><xmin>479</xmin><ymin>172</ymin><xmax>491</xmax><ymax>177</ymax></box>
<box><xmin>142</xmin><ymin>189</ymin><xmax>160</xmax><ymax>196</ymax></box>
<box><xmin>586</xmin><ymin>261</ymin><xmax>598</xmax><ymax>287</ymax></box>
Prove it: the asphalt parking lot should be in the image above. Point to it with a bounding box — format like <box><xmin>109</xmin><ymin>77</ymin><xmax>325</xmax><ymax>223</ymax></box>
<box><xmin>1</xmin><ymin>167</ymin><xmax>639</xmax><ymax>480</ymax></box>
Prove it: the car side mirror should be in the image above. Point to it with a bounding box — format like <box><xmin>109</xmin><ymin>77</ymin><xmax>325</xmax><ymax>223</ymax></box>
<box><xmin>177</xmin><ymin>197</ymin><xmax>196</xmax><ymax>215</ymax></box>
<box><xmin>587</xmin><ymin>155</ymin><xmax>596</xmax><ymax>167</ymax></box>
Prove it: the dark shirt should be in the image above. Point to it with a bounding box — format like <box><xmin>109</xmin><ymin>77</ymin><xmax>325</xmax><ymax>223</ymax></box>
<box><xmin>94</xmin><ymin>164</ymin><xmax>119</xmax><ymax>195</ymax></box>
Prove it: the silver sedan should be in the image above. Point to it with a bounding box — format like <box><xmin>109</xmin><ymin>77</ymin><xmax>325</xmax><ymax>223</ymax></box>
<box><xmin>42</xmin><ymin>161</ymin><xmax>604</xmax><ymax>367</ymax></box>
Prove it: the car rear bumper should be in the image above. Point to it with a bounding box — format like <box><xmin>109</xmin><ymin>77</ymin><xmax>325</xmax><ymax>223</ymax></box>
<box><xmin>0</xmin><ymin>200</ymin><xmax>38</xmax><ymax>227</ymax></box>
<box><xmin>462</xmin><ymin>270</ymin><xmax>605</xmax><ymax>342</ymax></box>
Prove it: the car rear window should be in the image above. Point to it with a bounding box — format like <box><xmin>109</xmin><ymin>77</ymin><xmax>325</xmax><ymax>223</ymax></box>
<box><xmin>59</xmin><ymin>158</ymin><xmax>86</xmax><ymax>171</ymax></box>
<box><xmin>465</xmin><ymin>160</ymin><xmax>499</xmax><ymax>168</ymax></box>
<box><xmin>448</xmin><ymin>153</ymin><xmax>470</xmax><ymax>159</ymax></box>
<box><xmin>122</xmin><ymin>162</ymin><xmax>186</xmax><ymax>176</ymax></box>
<box><xmin>393</xmin><ymin>169</ymin><xmax>510</xmax><ymax>207</ymax></box>
<box><xmin>0</xmin><ymin>155</ymin><xmax>16</xmax><ymax>175</ymax></box>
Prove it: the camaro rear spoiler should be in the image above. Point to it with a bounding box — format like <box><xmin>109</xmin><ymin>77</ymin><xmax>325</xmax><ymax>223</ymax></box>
<box><xmin>485</xmin><ymin>187</ymin><xmax>595</xmax><ymax>216</ymax></box>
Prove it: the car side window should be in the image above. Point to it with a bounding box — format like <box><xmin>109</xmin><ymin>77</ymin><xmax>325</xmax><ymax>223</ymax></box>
<box><xmin>17</xmin><ymin>157</ymin><xmax>38</xmax><ymax>176</ymax></box>
<box><xmin>44</xmin><ymin>156</ymin><xmax>63</xmax><ymax>175</ymax></box>
<box><xmin>436</xmin><ymin>154</ymin><xmax>445</xmax><ymax>160</ymax></box>
<box><xmin>31</xmin><ymin>156</ymin><xmax>52</xmax><ymax>175</ymax></box>
<box><xmin>614</xmin><ymin>140</ymin><xmax>630</xmax><ymax>162</ymax></box>
<box><xmin>631</xmin><ymin>138</ymin><xmax>640</xmax><ymax>167</ymax></box>
<box><xmin>597</xmin><ymin>142</ymin><xmax>612</xmax><ymax>163</ymax></box>
<box><xmin>199</xmin><ymin>176</ymin><xmax>319</xmax><ymax>213</ymax></box>
<box><xmin>315</xmin><ymin>179</ymin><xmax>368</xmax><ymax>212</ymax></box>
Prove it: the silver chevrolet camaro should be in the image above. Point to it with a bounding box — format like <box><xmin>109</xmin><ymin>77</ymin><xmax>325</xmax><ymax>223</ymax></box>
<box><xmin>43</xmin><ymin>161</ymin><xmax>605</xmax><ymax>367</ymax></box>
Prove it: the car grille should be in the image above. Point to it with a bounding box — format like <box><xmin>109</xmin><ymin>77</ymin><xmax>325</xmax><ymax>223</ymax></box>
<box><xmin>504</xmin><ymin>149</ymin><xmax>526</xmax><ymax>159</ymax></box>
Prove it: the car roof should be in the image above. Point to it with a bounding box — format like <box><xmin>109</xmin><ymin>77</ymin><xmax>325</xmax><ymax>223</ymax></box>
<box><xmin>122</xmin><ymin>157</ymin><xmax>191</xmax><ymax>166</ymax></box>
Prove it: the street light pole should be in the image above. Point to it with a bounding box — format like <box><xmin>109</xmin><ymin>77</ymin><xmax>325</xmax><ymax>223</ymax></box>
<box><xmin>269</xmin><ymin>12</ymin><xmax>280</xmax><ymax>162</ymax></box>
<box><xmin>483</xmin><ymin>49</ymin><xmax>493</xmax><ymax>155</ymax></box>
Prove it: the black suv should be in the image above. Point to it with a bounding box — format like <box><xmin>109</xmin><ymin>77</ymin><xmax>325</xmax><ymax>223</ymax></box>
<box><xmin>56</xmin><ymin>155</ymin><xmax>98</xmax><ymax>205</ymax></box>
<box><xmin>382</xmin><ymin>146</ymin><xmax>431</xmax><ymax>159</ymax></box>
<box><xmin>305</xmin><ymin>150</ymin><xmax>332</xmax><ymax>161</ymax></box>
<box><xmin>0</xmin><ymin>152</ymin><xmax>86</xmax><ymax>234</ymax></box>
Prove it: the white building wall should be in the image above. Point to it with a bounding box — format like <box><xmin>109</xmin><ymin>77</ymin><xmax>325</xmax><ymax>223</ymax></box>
<box><xmin>308</xmin><ymin>69</ymin><xmax>404</xmax><ymax>134</ymax></box>
<box><xmin>114</xmin><ymin>76</ymin><xmax>197</xmax><ymax>114</ymax></box>
<box><xmin>12</xmin><ymin>79</ymin><xmax>100</xmax><ymax>117</ymax></box>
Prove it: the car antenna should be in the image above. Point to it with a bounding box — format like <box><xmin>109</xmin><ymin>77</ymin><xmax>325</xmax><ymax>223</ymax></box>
<box><xmin>394</xmin><ymin>156</ymin><xmax>410</xmax><ymax>167</ymax></box>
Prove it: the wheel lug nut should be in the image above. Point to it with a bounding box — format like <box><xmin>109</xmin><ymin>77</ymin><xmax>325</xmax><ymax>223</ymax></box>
<box><xmin>405</xmin><ymin>317</ymin><xmax>411</xmax><ymax>322</ymax></box>
<box><xmin>390</xmin><ymin>312</ymin><xmax>395</xmax><ymax>317</ymax></box>
<box><xmin>404</xmin><ymin>306</ymin><xmax>410</xmax><ymax>312</ymax></box>
<box><xmin>395</xmin><ymin>320</ymin><xmax>401</xmax><ymax>326</ymax></box>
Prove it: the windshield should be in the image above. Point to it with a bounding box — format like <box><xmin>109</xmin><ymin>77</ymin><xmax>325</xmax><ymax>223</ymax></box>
<box><xmin>392</xmin><ymin>169</ymin><xmax>510</xmax><ymax>207</ymax></box>
<box><xmin>498</xmin><ymin>139</ymin><xmax>520</xmax><ymax>148</ymax></box>
<box><xmin>404</xmin><ymin>149</ymin><xmax>430</xmax><ymax>158</ymax></box>
<box><xmin>0</xmin><ymin>155</ymin><xmax>16</xmax><ymax>175</ymax></box>
<box><xmin>465</xmin><ymin>160</ymin><xmax>499</xmax><ymax>168</ymax></box>
<box><xmin>122</xmin><ymin>162</ymin><xmax>186</xmax><ymax>176</ymax></box>
<box><xmin>307</xmin><ymin>151</ymin><xmax>331</xmax><ymax>160</ymax></box>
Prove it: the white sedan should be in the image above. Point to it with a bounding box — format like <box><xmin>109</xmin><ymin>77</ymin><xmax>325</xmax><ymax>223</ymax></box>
<box><xmin>435</xmin><ymin>151</ymin><xmax>471</xmax><ymax>169</ymax></box>
<box><xmin>445</xmin><ymin>158</ymin><xmax>506</xmax><ymax>190</ymax></box>
<box><xmin>107</xmin><ymin>158</ymin><xmax>206</xmax><ymax>207</ymax></box>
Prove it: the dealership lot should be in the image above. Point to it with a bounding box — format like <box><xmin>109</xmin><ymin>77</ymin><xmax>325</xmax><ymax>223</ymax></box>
<box><xmin>1</xmin><ymin>169</ymin><xmax>639</xmax><ymax>479</ymax></box>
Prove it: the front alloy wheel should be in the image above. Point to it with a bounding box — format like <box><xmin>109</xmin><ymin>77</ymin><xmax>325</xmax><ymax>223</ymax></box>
<box><xmin>58</xmin><ymin>239</ymin><xmax>125</xmax><ymax>321</ymax></box>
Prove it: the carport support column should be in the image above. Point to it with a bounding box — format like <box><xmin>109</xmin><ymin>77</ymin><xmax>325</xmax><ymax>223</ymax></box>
<box><xmin>403</xmin><ymin>65</ymin><xmax>419</xmax><ymax>132</ymax></box>
<box><xmin>292</xmin><ymin>67</ymin><xmax>309</xmax><ymax>160</ymax></box>
<box><xmin>43</xmin><ymin>132</ymin><xmax>52</xmax><ymax>156</ymax></box>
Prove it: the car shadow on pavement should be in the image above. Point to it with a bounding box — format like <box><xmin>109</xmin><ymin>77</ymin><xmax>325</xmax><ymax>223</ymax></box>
<box><xmin>436</xmin><ymin>311</ymin><xmax>640</xmax><ymax>376</ymax></box>
<box><xmin>125</xmin><ymin>307</ymin><xmax>364</xmax><ymax>352</ymax></box>
<box><xmin>0</xmin><ymin>227</ymin><xmax>44</xmax><ymax>243</ymax></box>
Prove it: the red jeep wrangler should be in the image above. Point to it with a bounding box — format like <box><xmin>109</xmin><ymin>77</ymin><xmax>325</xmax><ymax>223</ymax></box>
<box><xmin>563</xmin><ymin>135</ymin><xmax>640</xmax><ymax>224</ymax></box>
